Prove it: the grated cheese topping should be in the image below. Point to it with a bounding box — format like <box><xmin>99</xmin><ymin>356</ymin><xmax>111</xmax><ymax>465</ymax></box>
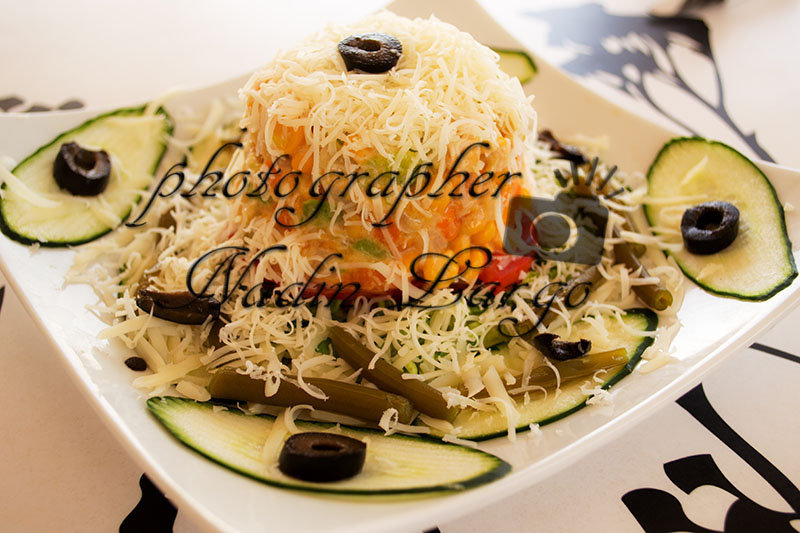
<box><xmin>241</xmin><ymin>11</ymin><xmax>536</xmax><ymax>183</ymax></box>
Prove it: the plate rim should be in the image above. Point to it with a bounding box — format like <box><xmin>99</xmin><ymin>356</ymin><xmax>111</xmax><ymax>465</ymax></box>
<box><xmin>2</xmin><ymin>0</ymin><xmax>800</xmax><ymax>531</ymax></box>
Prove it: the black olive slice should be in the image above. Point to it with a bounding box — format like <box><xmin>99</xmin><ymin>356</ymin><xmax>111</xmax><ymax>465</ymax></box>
<box><xmin>135</xmin><ymin>288</ymin><xmax>220</xmax><ymax>325</ymax></box>
<box><xmin>204</xmin><ymin>315</ymin><xmax>230</xmax><ymax>350</ymax></box>
<box><xmin>278</xmin><ymin>432</ymin><xmax>366</xmax><ymax>482</ymax></box>
<box><xmin>681</xmin><ymin>201</ymin><xmax>739</xmax><ymax>255</ymax></box>
<box><xmin>53</xmin><ymin>141</ymin><xmax>111</xmax><ymax>196</ymax></box>
<box><xmin>337</xmin><ymin>33</ymin><xmax>402</xmax><ymax>73</ymax></box>
<box><xmin>533</xmin><ymin>333</ymin><xmax>592</xmax><ymax>361</ymax></box>
<box><xmin>537</xmin><ymin>129</ymin><xmax>588</xmax><ymax>166</ymax></box>
<box><xmin>124</xmin><ymin>356</ymin><xmax>148</xmax><ymax>371</ymax></box>
<box><xmin>158</xmin><ymin>208</ymin><xmax>177</xmax><ymax>230</ymax></box>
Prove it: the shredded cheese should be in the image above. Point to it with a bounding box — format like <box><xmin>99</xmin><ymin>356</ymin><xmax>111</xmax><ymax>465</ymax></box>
<box><xmin>66</xmin><ymin>13</ymin><xmax>685</xmax><ymax>443</ymax></box>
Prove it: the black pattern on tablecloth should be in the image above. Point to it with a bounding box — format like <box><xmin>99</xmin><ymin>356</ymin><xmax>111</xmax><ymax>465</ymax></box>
<box><xmin>528</xmin><ymin>3</ymin><xmax>775</xmax><ymax>162</ymax></box>
<box><xmin>624</xmin><ymin>382</ymin><xmax>800</xmax><ymax>532</ymax></box>
<box><xmin>120</xmin><ymin>475</ymin><xmax>177</xmax><ymax>533</ymax></box>
<box><xmin>750</xmin><ymin>343</ymin><xmax>800</xmax><ymax>366</ymax></box>
<box><xmin>0</xmin><ymin>95</ymin><xmax>84</xmax><ymax>113</ymax></box>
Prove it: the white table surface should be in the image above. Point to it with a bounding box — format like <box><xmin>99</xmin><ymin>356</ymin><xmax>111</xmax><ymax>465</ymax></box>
<box><xmin>1</xmin><ymin>1</ymin><xmax>799</xmax><ymax>531</ymax></box>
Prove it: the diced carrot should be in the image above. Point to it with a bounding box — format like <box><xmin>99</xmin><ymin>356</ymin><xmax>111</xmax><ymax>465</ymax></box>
<box><xmin>451</xmin><ymin>234</ymin><xmax>470</xmax><ymax>254</ymax></box>
<box><xmin>375</xmin><ymin>223</ymin><xmax>401</xmax><ymax>246</ymax></box>
<box><xmin>472</xmin><ymin>220</ymin><xmax>496</xmax><ymax>245</ymax></box>
<box><xmin>278</xmin><ymin>125</ymin><xmax>305</xmax><ymax>154</ymax></box>
<box><xmin>345</xmin><ymin>223</ymin><xmax>365</xmax><ymax>239</ymax></box>
<box><xmin>437</xmin><ymin>203</ymin><xmax>460</xmax><ymax>241</ymax></box>
<box><xmin>292</xmin><ymin>149</ymin><xmax>313</xmax><ymax>175</ymax></box>
<box><xmin>401</xmin><ymin>249</ymin><xmax>420</xmax><ymax>270</ymax></box>
<box><xmin>463</xmin><ymin>211</ymin><xmax>483</xmax><ymax>235</ymax></box>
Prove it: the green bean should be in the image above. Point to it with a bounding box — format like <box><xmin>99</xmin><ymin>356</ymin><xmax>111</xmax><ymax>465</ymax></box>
<box><xmin>208</xmin><ymin>369</ymin><xmax>414</xmax><ymax>424</ymax></box>
<box><xmin>561</xmin><ymin>265</ymin><xmax>603</xmax><ymax>306</ymax></box>
<box><xmin>328</xmin><ymin>326</ymin><xmax>458</xmax><ymax>422</ymax></box>
<box><xmin>136</xmin><ymin>288</ymin><xmax>220</xmax><ymax>325</ymax></box>
<box><xmin>482</xmin><ymin>322</ymin><xmax>521</xmax><ymax>350</ymax></box>
<box><xmin>612</xmin><ymin>230</ymin><xmax>673</xmax><ymax>311</ymax></box>
<box><xmin>620</xmin><ymin>215</ymin><xmax>647</xmax><ymax>257</ymax></box>
<box><xmin>483</xmin><ymin>265</ymin><xmax>602</xmax><ymax>349</ymax></box>
<box><xmin>629</xmin><ymin>242</ymin><xmax>647</xmax><ymax>258</ymax></box>
<box><xmin>519</xmin><ymin>347</ymin><xmax>628</xmax><ymax>390</ymax></box>
<box><xmin>571</xmin><ymin>166</ymin><xmax>645</xmax><ymax>259</ymax></box>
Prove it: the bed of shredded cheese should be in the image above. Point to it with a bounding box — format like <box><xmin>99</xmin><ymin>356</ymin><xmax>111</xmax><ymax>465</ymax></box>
<box><xmin>66</xmin><ymin>12</ymin><xmax>684</xmax><ymax>440</ymax></box>
<box><xmin>69</xmin><ymin>130</ymin><xmax>683</xmax><ymax>438</ymax></box>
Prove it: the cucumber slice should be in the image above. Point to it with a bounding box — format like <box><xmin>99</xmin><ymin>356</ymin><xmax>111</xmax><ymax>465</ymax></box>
<box><xmin>645</xmin><ymin>137</ymin><xmax>797</xmax><ymax>300</ymax></box>
<box><xmin>147</xmin><ymin>396</ymin><xmax>510</xmax><ymax>494</ymax></box>
<box><xmin>493</xmin><ymin>48</ymin><xmax>537</xmax><ymax>85</ymax></box>
<box><xmin>432</xmin><ymin>309</ymin><xmax>657</xmax><ymax>441</ymax></box>
<box><xmin>186</xmin><ymin>121</ymin><xmax>242</xmax><ymax>174</ymax></box>
<box><xmin>0</xmin><ymin>106</ymin><xmax>172</xmax><ymax>246</ymax></box>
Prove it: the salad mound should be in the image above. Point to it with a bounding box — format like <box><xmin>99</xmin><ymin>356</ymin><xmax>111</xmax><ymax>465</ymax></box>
<box><xmin>237</xmin><ymin>11</ymin><xmax>538</xmax><ymax>294</ymax></box>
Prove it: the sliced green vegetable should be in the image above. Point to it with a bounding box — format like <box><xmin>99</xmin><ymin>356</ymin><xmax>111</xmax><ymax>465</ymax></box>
<box><xmin>135</xmin><ymin>289</ymin><xmax>220</xmax><ymax>325</ymax></box>
<box><xmin>431</xmin><ymin>309</ymin><xmax>657</xmax><ymax>440</ymax></box>
<box><xmin>302</xmin><ymin>199</ymin><xmax>333</xmax><ymax>227</ymax></box>
<box><xmin>315</xmin><ymin>338</ymin><xmax>332</xmax><ymax>355</ymax></box>
<box><xmin>147</xmin><ymin>396</ymin><xmax>510</xmax><ymax>494</ymax></box>
<box><xmin>352</xmin><ymin>238</ymin><xmax>389</xmax><ymax>259</ymax></box>
<box><xmin>525</xmin><ymin>348</ymin><xmax>628</xmax><ymax>388</ymax></box>
<box><xmin>361</xmin><ymin>151</ymin><xmax>415</xmax><ymax>183</ymax></box>
<box><xmin>208</xmin><ymin>369</ymin><xmax>414</xmax><ymax>424</ymax></box>
<box><xmin>612</xmin><ymin>231</ymin><xmax>673</xmax><ymax>311</ymax></box>
<box><xmin>645</xmin><ymin>137</ymin><xmax>796</xmax><ymax>300</ymax></box>
<box><xmin>186</xmin><ymin>121</ymin><xmax>241</xmax><ymax>174</ymax></box>
<box><xmin>493</xmin><ymin>48</ymin><xmax>538</xmax><ymax>84</ymax></box>
<box><xmin>621</xmin><ymin>215</ymin><xmax>647</xmax><ymax>257</ymax></box>
<box><xmin>329</xmin><ymin>326</ymin><xmax>458</xmax><ymax>421</ymax></box>
<box><xmin>0</xmin><ymin>105</ymin><xmax>172</xmax><ymax>246</ymax></box>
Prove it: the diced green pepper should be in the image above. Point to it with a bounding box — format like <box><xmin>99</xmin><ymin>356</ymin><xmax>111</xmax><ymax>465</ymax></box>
<box><xmin>353</xmin><ymin>238</ymin><xmax>389</xmax><ymax>259</ymax></box>
<box><xmin>316</xmin><ymin>338</ymin><xmax>332</xmax><ymax>355</ymax></box>
<box><xmin>302</xmin><ymin>199</ymin><xmax>333</xmax><ymax>227</ymax></box>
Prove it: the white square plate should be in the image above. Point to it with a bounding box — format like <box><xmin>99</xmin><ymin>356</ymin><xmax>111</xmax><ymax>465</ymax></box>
<box><xmin>1</xmin><ymin>0</ymin><xmax>799</xmax><ymax>531</ymax></box>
